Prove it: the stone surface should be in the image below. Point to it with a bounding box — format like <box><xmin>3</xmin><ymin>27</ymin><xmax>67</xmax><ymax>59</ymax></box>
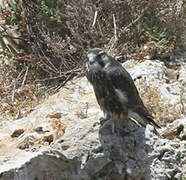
<box><xmin>161</xmin><ymin>118</ymin><xmax>186</xmax><ymax>140</ymax></box>
<box><xmin>0</xmin><ymin>60</ymin><xmax>185</xmax><ymax>180</ymax></box>
<box><xmin>0</xmin><ymin>118</ymin><xmax>186</xmax><ymax>180</ymax></box>
<box><xmin>11</xmin><ymin>129</ymin><xmax>24</xmax><ymax>138</ymax></box>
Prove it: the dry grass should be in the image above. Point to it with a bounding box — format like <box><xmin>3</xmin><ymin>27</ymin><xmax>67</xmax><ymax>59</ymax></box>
<box><xmin>0</xmin><ymin>55</ymin><xmax>48</xmax><ymax>121</ymax></box>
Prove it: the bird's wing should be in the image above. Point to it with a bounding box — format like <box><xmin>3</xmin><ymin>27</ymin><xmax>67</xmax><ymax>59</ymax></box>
<box><xmin>104</xmin><ymin>60</ymin><xmax>160</xmax><ymax>128</ymax></box>
<box><xmin>104</xmin><ymin>60</ymin><xmax>141</xmax><ymax>107</ymax></box>
<box><xmin>128</xmin><ymin>105</ymin><xmax>160</xmax><ymax>128</ymax></box>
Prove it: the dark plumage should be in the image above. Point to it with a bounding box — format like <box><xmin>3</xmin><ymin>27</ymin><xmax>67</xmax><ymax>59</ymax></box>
<box><xmin>86</xmin><ymin>48</ymin><xmax>160</xmax><ymax>129</ymax></box>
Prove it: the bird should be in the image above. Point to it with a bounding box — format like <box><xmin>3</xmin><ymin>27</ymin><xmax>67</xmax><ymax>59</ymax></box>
<box><xmin>86</xmin><ymin>48</ymin><xmax>160</xmax><ymax>131</ymax></box>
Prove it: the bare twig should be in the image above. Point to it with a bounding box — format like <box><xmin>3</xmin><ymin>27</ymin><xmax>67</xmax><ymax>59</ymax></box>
<box><xmin>113</xmin><ymin>14</ymin><xmax>117</xmax><ymax>43</ymax></box>
<box><xmin>2</xmin><ymin>34</ymin><xmax>27</xmax><ymax>41</ymax></box>
<box><xmin>55</xmin><ymin>73</ymin><xmax>74</xmax><ymax>91</ymax></box>
<box><xmin>12</xmin><ymin>68</ymin><xmax>25</xmax><ymax>101</ymax></box>
<box><xmin>45</xmin><ymin>72</ymin><xmax>76</xmax><ymax>93</ymax></box>
<box><xmin>22</xmin><ymin>66</ymin><xmax>29</xmax><ymax>86</ymax></box>
<box><xmin>108</xmin><ymin>14</ymin><xmax>117</xmax><ymax>53</ymax></box>
<box><xmin>92</xmin><ymin>10</ymin><xmax>98</xmax><ymax>27</ymax></box>
<box><xmin>0</xmin><ymin>29</ymin><xmax>6</xmax><ymax>37</ymax></box>
<box><xmin>35</xmin><ymin>68</ymin><xmax>81</xmax><ymax>82</ymax></box>
<box><xmin>97</xmin><ymin>20</ymin><xmax>103</xmax><ymax>36</ymax></box>
<box><xmin>0</xmin><ymin>30</ymin><xmax>27</xmax><ymax>41</ymax></box>
<box><xmin>36</xmin><ymin>41</ymin><xmax>58</xmax><ymax>73</ymax></box>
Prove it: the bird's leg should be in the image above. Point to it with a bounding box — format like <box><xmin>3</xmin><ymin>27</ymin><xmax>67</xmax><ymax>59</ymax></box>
<box><xmin>111</xmin><ymin>121</ymin><xmax>115</xmax><ymax>134</ymax></box>
<box><xmin>115</xmin><ymin>118</ymin><xmax>131</xmax><ymax>136</ymax></box>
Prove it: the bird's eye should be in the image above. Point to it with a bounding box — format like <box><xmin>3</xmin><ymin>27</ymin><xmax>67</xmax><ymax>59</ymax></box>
<box><xmin>97</xmin><ymin>56</ymin><xmax>105</xmax><ymax>67</ymax></box>
<box><xmin>97</xmin><ymin>52</ymin><xmax>105</xmax><ymax>59</ymax></box>
<box><xmin>97</xmin><ymin>52</ymin><xmax>106</xmax><ymax>67</ymax></box>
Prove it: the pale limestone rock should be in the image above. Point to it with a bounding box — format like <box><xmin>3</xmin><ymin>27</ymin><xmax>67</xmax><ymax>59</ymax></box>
<box><xmin>0</xmin><ymin>60</ymin><xmax>185</xmax><ymax>180</ymax></box>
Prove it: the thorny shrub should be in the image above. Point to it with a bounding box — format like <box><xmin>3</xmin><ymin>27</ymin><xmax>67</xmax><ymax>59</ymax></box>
<box><xmin>0</xmin><ymin>0</ymin><xmax>185</xmax><ymax>120</ymax></box>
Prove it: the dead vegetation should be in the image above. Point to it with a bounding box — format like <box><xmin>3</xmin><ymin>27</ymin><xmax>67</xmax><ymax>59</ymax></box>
<box><xmin>0</xmin><ymin>0</ymin><xmax>185</xmax><ymax>121</ymax></box>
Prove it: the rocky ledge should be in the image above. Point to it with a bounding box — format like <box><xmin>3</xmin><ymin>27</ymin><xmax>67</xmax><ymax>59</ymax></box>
<box><xmin>0</xmin><ymin>60</ymin><xmax>185</xmax><ymax>180</ymax></box>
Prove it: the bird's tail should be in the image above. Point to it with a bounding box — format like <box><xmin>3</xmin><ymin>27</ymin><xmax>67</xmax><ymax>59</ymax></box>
<box><xmin>128</xmin><ymin>106</ymin><xmax>160</xmax><ymax>128</ymax></box>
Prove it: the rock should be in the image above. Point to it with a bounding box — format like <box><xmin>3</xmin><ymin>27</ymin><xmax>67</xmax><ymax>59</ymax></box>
<box><xmin>17</xmin><ymin>135</ymin><xmax>36</xmax><ymax>150</ymax></box>
<box><xmin>124</xmin><ymin>60</ymin><xmax>184</xmax><ymax>126</ymax></box>
<box><xmin>11</xmin><ymin>129</ymin><xmax>24</xmax><ymax>138</ymax></box>
<box><xmin>47</xmin><ymin>112</ymin><xmax>62</xmax><ymax>119</ymax></box>
<box><xmin>42</xmin><ymin>134</ymin><xmax>54</xmax><ymax>144</ymax></box>
<box><xmin>34</xmin><ymin>126</ymin><xmax>44</xmax><ymax>133</ymax></box>
<box><xmin>1</xmin><ymin>118</ymin><xmax>186</xmax><ymax>180</ymax></box>
<box><xmin>161</xmin><ymin>118</ymin><xmax>186</xmax><ymax>140</ymax></box>
<box><xmin>180</xmin><ymin>128</ymin><xmax>186</xmax><ymax>140</ymax></box>
<box><xmin>0</xmin><ymin>60</ymin><xmax>185</xmax><ymax>180</ymax></box>
<box><xmin>165</xmin><ymin>68</ymin><xmax>179</xmax><ymax>83</ymax></box>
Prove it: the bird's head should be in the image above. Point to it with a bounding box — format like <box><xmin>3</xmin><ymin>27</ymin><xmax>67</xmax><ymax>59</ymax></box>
<box><xmin>86</xmin><ymin>48</ymin><xmax>110</xmax><ymax>71</ymax></box>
